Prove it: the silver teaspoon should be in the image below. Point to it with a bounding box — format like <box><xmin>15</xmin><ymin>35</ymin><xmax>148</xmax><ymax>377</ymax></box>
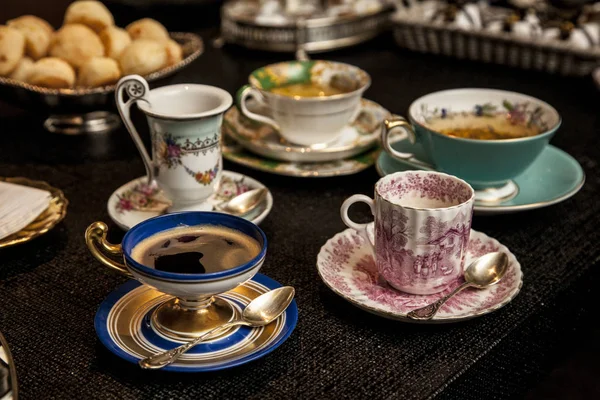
<box><xmin>215</xmin><ymin>188</ymin><xmax>268</xmax><ymax>217</ymax></box>
<box><xmin>139</xmin><ymin>286</ymin><xmax>295</xmax><ymax>369</ymax></box>
<box><xmin>407</xmin><ymin>252</ymin><xmax>509</xmax><ymax>321</ymax></box>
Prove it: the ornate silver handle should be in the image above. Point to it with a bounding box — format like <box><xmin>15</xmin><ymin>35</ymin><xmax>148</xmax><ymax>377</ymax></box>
<box><xmin>138</xmin><ymin>321</ymin><xmax>245</xmax><ymax>369</ymax></box>
<box><xmin>407</xmin><ymin>282</ymin><xmax>472</xmax><ymax>321</ymax></box>
<box><xmin>115</xmin><ymin>75</ymin><xmax>156</xmax><ymax>185</ymax></box>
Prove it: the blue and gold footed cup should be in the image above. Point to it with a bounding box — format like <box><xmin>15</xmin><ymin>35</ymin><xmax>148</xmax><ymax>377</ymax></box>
<box><xmin>381</xmin><ymin>89</ymin><xmax>561</xmax><ymax>196</ymax></box>
<box><xmin>85</xmin><ymin>212</ymin><xmax>267</xmax><ymax>340</ymax></box>
<box><xmin>116</xmin><ymin>75</ymin><xmax>233</xmax><ymax>212</ymax></box>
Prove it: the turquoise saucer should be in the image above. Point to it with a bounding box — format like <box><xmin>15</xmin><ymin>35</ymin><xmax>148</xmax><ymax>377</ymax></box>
<box><xmin>377</xmin><ymin>140</ymin><xmax>585</xmax><ymax>215</ymax></box>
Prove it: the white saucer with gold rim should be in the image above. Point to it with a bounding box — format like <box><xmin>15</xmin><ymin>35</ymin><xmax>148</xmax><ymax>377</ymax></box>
<box><xmin>224</xmin><ymin>98</ymin><xmax>388</xmax><ymax>163</ymax></box>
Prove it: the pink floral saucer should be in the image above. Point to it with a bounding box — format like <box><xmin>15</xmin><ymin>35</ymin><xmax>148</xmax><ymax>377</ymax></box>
<box><xmin>107</xmin><ymin>170</ymin><xmax>273</xmax><ymax>230</ymax></box>
<box><xmin>317</xmin><ymin>225</ymin><xmax>523</xmax><ymax>323</ymax></box>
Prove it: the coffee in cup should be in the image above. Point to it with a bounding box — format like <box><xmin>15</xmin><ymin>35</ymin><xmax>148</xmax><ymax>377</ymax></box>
<box><xmin>131</xmin><ymin>225</ymin><xmax>261</xmax><ymax>274</ymax></box>
<box><xmin>86</xmin><ymin>212</ymin><xmax>267</xmax><ymax>340</ymax></box>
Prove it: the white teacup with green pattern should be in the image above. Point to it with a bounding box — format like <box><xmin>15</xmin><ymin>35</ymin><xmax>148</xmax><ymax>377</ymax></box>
<box><xmin>116</xmin><ymin>75</ymin><xmax>233</xmax><ymax>212</ymax></box>
<box><xmin>237</xmin><ymin>61</ymin><xmax>371</xmax><ymax>147</ymax></box>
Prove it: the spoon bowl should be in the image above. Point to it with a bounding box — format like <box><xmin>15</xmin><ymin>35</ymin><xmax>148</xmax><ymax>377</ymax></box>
<box><xmin>217</xmin><ymin>188</ymin><xmax>268</xmax><ymax>216</ymax></box>
<box><xmin>465</xmin><ymin>251</ymin><xmax>509</xmax><ymax>288</ymax></box>
<box><xmin>242</xmin><ymin>286</ymin><xmax>296</xmax><ymax>326</ymax></box>
<box><xmin>407</xmin><ymin>251</ymin><xmax>509</xmax><ymax>321</ymax></box>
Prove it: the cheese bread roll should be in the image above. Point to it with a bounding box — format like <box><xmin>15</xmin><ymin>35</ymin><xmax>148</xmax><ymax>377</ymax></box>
<box><xmin>126</xmin><ymin>18</ymin><xmax>169</xmax><ymax>41</ymax></box>
<box><xmin>8</xmin><ymin>56</ymin><xmax>34</xmax><ymax>81</ymax></box>
<box><xmin>77</xmin><ymin>56</ymin><xmax>120</xmax><ymax>87</ymax></box>
<box><xmin>7</xmin><ymin>15</ymin><xmax>53</xmax><ymax>60</ymax></box>
<box><xmin>99</xmin><ymin>26</ymin><xmax>131</xmax><ymax>60</ymax></box>
<box><xmin>119</xmin><ymin>39</ymin><xmax>167</xmax><ymax>75</ymax></box>
<box><xmin>49</xmin><ymin>24</ymin><xmax>104</xmax><ymax>69</ymax></box>
<box><xmin>64</xmin><ymin>1</ymin><xmax>114</xmax><ymax>33</ymax></box>
<box><xmin>164</xmin><ymin>39</ymin><xmax>183</xmax><ymax>66</ymax></box>
<box><xmin>27</xmin><ymin>57</ymin><xmax>76</xmax><ymax>88</ymax></box>
<box><xmin>0</xmin><ymin>26</ymin><xmax>26</xmax><ymax>76</ymax></box>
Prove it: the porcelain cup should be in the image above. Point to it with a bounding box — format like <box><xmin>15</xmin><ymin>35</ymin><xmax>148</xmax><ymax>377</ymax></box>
<box><xmin>341</xmin><ymin>171</ymin><xmax>475</xmax><ymax>295</ymax></box>
<box><xmin>115</xmin><ymin>75</ymin><xmax>233</xmax><ymax>212</ymax></box>
<box><xmin>380</xmin><ymin>88</ymin><xmax>561</xmax><ymax>189</ymax></box>
<box><xmin>236</xmin><ymin>60</ymin><xmax>371</xmax><ymax>147</ymax></box>
<box><xmin>85</xmin><ymin>212</ymin><xmax>267</xmax><ymax>339</ymax></box>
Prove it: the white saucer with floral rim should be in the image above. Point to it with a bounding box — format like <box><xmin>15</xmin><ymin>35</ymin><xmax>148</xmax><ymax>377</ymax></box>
<box><xmin>223</xmin><ymin>99</ymin><xmax>389</xmax><ymax>163</ymax></box>
<box><xmin>107</xmin><ymin>170</ymin><xmax>273</xmax><ymax>230</ymax></box>
<box><xmin>223</xmin><ymin>136</ymin><xmax>379</xmax><ymax>178</ymax></box>
<box><xmin>317</xmin><ymin>224</ymin><xmax>523</xmax><ymax>323</ymax></box>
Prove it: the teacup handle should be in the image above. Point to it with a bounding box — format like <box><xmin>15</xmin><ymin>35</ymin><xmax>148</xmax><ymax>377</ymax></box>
<box><xmin>85</xmin><ymin>221</ymin><xmax>132</xmax><ymax>278</ymax></box>
<box><xmin>381</xmin><ymin>115</ymin><xmax>435</xmax><ymax>169</ymax></box>
<box><xmin>381</xmin><ymin>115</ymin><xmax>417</xmax><ymax>159</ymax></box>
<box><xmin>115</xmin><ymin>75</ymin><xmax>155</xmax><ymax>185</ymax></box>
<box><xmin>340</xmin><ymin>195</ymin><xmax>376</xmax><ymax>253</ymax></box>
<box><xmin>236</xmin><ymin>84</ymin><xmax>280</xmax><ymax>130</ymax></box>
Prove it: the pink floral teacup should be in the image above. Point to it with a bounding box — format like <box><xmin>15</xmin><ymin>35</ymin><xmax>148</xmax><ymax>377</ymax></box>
<box><xmin>341</xmin><ymin>171</ymin><xmax>475</xmax><ymax>295</ymax></box>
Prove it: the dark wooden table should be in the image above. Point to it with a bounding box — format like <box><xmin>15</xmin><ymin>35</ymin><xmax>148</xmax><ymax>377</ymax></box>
<box><xmin>0</xmin><ymin>3</ymin><xmax>599</xmax><ymax>399</ymax></box>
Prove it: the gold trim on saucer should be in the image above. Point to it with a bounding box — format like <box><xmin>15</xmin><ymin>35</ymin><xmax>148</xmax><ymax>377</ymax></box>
<box><xmin>0</xmin><ymin>177</ymin><xmax>68</xmax><ymax>248</ymax></box>
<box><xmin>109</xmin><ymin>280</ymin><xmax>281</xmax><ymax>365</ymax></box>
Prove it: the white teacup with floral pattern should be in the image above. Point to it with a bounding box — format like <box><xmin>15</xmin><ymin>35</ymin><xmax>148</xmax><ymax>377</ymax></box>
<box><xmin>116</xmin><ymin>75</ymin><xmax>233</xmax><ymax>211</ymax></box>
<box><xmin>341</xmin><ymin>171</ymin><xmax>475</xmax><ymax>295</ymax></box>
<box><xmin>237</xmin><ymin>61</ymin><xmax>371</xmax><ymax>147</ymax></box>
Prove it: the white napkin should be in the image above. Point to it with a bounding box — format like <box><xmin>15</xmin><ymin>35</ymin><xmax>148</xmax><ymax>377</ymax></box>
<box><xmin>0</xmin><ymin>181</ymin><xmax>52</xmax><ymax>240</ymax></box>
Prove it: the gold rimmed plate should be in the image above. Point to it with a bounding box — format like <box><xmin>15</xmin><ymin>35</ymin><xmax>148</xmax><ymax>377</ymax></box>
<box><xmin>94</xmin><ymin>274</ymin><xmax>298</xmax><ymax>372</ymax></box>
<box><xmin>0</xmin><ymin>177</ymin><xmax>68</xmax><ymax>248</ymax></box>
<box><xmin>223</xmin><ymin>135</ymin><xmax>380</xmax><ymax>178</ymax></box>
<box><xmin>223</xmin><ymin>99</ymin><xmax>389</xmax><ymax>163</ymax></box>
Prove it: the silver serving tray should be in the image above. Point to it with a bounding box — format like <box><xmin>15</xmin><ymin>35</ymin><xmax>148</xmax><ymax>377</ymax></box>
<box><xmin>0</xmin><ymin>32</ymin><xmax>204</xmax><ymax>115</ymax></box>
<box><xmin>221</xmin><ymin>2</ymin><xmax>394</xmax><ymax>53</ymax></box>
<box><xmin>392</xmin><ymin>15</ymin><xmax>600</xmax><ymax>76</ymax></box>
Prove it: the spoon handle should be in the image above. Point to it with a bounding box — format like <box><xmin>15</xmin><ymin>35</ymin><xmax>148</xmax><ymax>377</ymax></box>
<box><xmin>407</xmin><ymin>282</ymin><xmax>472</xmax><ymax>321</ymax></box>
<box><xmin>139</xmin><ymin>321</ymin><xmax>239</xmax><ymax>369</ymax></box>
<box><xmin>295</xmin><ymin>17</ymin><xmax>310</xmax><ymax>62</ymax></box>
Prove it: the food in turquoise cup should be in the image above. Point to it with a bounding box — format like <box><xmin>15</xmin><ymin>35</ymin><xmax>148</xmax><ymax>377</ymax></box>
<box><xmin>381</xmin><ymin>88</ymin><xmax>561</xmax><ymax>189</ymax></box>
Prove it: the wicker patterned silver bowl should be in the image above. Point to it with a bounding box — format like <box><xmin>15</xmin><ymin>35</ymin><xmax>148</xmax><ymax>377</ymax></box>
<box><xmin>0</xmin><ymin>32</ymin><xmax>204</xmax><ymax>134</ymax></box>
<box><xmin>221</xmin><ymin>2</ymin><xmax>394</xmax><ymax>53</ymax></box>
<box><xmin>392</xmin><ymin>16</ymin><xmax>600</xmax><ymax>76</ymax></box>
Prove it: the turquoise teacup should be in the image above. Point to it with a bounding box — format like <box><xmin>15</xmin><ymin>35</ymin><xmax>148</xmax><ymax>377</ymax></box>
<box><xmin>381</xmin><ymin>88</ymin><xmax>561</xmax><ymax>190</ymax></box>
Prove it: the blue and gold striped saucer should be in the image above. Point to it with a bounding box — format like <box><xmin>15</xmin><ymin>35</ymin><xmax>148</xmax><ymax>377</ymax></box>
<box><xmin>94</xmin><ymin>274</ymin><xmax>297</xmax><ymax>372</ymax></box>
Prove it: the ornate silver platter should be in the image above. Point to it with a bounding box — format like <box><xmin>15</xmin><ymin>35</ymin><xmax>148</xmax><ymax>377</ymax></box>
<box><xmin>0</xmin><ymin>33</ymin><xmax>204</xmax><ymax>135</ymax></box>
<box><xmin>220</xmin><ymin>1</ymin><xmax>394</xmax><ymax>53</ymax></box>
<box><xmin>392</xmin><ymin>12</ymin><xmax>600</xmax><ymax>76</ymax></box>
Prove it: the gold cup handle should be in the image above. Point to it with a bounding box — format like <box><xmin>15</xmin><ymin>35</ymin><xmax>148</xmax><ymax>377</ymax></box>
<box><xmin>85</xmin><ymin>221</ymin><xmax>133</xmax><ymax>278</ymax></box>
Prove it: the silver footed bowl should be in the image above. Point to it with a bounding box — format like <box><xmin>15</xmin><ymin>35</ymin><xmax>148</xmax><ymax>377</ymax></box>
<box><xmin>0</xmin><ymin>32</ymin><xmax>204</xmax><ymax>134</ymax></box>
